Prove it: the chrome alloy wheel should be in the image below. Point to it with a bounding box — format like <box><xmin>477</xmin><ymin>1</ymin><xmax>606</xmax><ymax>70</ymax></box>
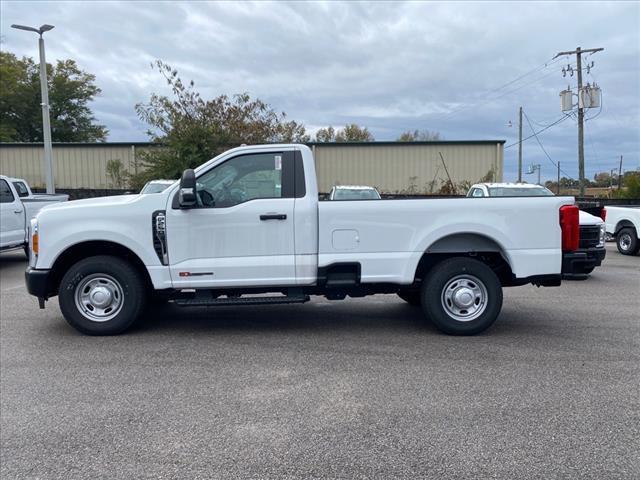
<box><xmin>619</xmin><ymin>233</ymin><xmax>632</xmax><ymax>252</ymax></box>
<box><xmin>74</xmin><ymin>274</ymin><xmax>124</xmax><ymax>322</ymax></box>
<box><xmin>440</xmin><ymin>274</ymin><xmax>488</xmax><ymax>322</ymax></box>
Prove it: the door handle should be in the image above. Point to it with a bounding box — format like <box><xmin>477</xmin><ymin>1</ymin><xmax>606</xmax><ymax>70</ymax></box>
<box><xmin>14</xmin><ymin>210</ymin><xmax>23</xmax><ymax>214</ymax></box>
<box><xmin>260</xmin><ymin>214</ymin><xmax>287</xmax><ymax>221</ymax></box>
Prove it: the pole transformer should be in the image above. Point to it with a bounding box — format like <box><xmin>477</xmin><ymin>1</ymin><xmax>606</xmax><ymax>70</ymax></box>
<box><xmin>554</xmin><ymin>46</ymin><xmax>604</xmax><ymax>196</ymax></box>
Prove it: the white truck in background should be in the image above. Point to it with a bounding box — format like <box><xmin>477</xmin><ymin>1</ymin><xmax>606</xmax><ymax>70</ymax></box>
<box><xmin>0</xmin><ymin>175</ymin><xmax>68</xmax><ymax>255</ymax></box>
<box><xmin>26</xmin><ymin>144</ymin><xmax>583</xmax><ymax>336</ymax></box>
<box><xmin>7</xmin><ymin>176</ymin><xmax>69</xmax><ymax>203</ymax></box>
<box><xmin>604</xmin><ymin>206</ymin><xmax>640</xmax><ymax>255</ymax></box>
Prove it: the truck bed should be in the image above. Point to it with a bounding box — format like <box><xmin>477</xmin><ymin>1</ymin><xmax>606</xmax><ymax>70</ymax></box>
<box><xmin>318</xmin><ymin>196</ymin><xmax>574</xmax><ymax>283</ymax></box>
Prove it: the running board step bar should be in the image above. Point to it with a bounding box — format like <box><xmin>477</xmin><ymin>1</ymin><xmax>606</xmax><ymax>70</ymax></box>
<box><xmin>174</xmin><ymin>293</ymin><xmax>309</xmax><ymax>307</ymax></box>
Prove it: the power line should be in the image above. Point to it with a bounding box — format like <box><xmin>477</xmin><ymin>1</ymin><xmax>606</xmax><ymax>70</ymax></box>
<box><xmin>441</xmin><ymin>56</ymin><xmax>567</xmax><ymax>118</ymax></box>
<box><xmin>486</xmin><ymin>67</ymin><xmax>569</xmax><ymax>104</ymax></box>
<box><xmin>484</xmin><ymin>56</ymin><xmax>565</xmax><ymax>97</ymax></box>
<box><xmin>505</xmin><ymin>113</ymin><xmax>572</xmax><ymax>149</ymax></box>
<box><xmin>522</xmin><ymin>110</ymin><xmax>574</xmax><ymax>178</ymax></box>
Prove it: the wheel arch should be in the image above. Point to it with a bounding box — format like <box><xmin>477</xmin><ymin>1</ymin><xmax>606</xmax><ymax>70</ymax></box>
<box><xmin>413</xmin><ymin>233</ymin><xmax>515</xmax><ymax>286</ymax></box>
<box><xmin>615</xmin><ymin>219</ymin><xmax>636</xmax><ymax>234</ymax></box>
<box><xmin>48</xmin><ymin>240</ymin><xmax>153</xmax><ymax>297</ymax></box>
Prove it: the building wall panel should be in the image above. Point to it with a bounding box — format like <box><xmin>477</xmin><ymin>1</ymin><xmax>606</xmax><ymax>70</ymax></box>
<box><xmin>313</xmin><ymin>143</ymin><xmax>503</xmax><ymax>193</ymax></box>
<box><xmin>1</xmin><ymin>142</ymin><xmax>504</xmax><ymax>192</ymax></box>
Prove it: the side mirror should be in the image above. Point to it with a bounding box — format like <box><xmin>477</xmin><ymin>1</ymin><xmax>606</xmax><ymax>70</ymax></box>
<box><xmin>179</xmin><ymin>169</ymin><xmax>197</xmax><ymax>208</ymax></box>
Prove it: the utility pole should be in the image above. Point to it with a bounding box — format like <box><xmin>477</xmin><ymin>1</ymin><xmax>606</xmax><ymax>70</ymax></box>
<box><xmin>618</xmin><ymin>155</ymin><xmax>623</xmax><ymax>190</ymax></box>
<box><xmin>518</xmin><ymin>106</ymin><xmax>523</xmax><ymax>182</ymax></box>
<box><xmin>557</xmin><ymin>161</ymin><xmax>561</xmax><ymax>195</ymax></box>
<box><xmin>554</xmin><ymin>46</ymin><xmax>604</xmax><ymax>196</ymax></box>
<box><xmin>610</xmin><ymin>168</ymin><xmax>616</xmax><ymax>189</ymax></box>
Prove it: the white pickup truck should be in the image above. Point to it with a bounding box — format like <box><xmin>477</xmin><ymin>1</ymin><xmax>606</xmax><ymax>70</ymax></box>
<box><xmin>26</xmin><ymin>144</ymin><xmax>583</xmax><ymax>336</ymax></box>
<box><xmin>1</xmin><ymin>175</ymin><xmax>68</xmax><ymax>255</ymax></box>
<box><xmin>604</xmin><ymin>206</ymin><xmax>640</xmax><ymax>255</ymax></box>
<box><xmin>467</xmin><ymin>183</ymin><xmax>606</xmax><ymax>274</ymax></box>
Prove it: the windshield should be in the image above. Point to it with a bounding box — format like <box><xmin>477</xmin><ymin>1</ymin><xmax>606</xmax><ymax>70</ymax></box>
<box><xmin>141</xmin><ymin>182</ymin><xmax>172</xmax><ymax>194</ymax></box>
<box><xmin>488</xmin><ymin>186</ymin><xmax>554</xmax><ymax>197</ymax></box>
<box><xmin>333</xmin><ymin>188</ymin><xmax>381</xmax><ymax>200</ymax></box>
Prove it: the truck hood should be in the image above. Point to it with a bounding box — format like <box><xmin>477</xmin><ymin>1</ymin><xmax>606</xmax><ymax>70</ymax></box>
<box><xmin>37</xmin><ymin>193</ymin><xmax>165</xmax><ymax>217</ymax></box>
<box><xmin>40</xmin><ymin>194</ymin><xmax>139</xmax><ymax>211</ymax></box>
<box><xmin>579</xmin><ymin>210</ymin><xmax>603</xmax><ymax>226</ymax></box>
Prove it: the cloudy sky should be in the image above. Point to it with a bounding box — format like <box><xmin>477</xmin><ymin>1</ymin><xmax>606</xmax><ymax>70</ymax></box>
<box><xmin>1</xmin><ymin>1</ymin><xmax>638</xmax><ymax>181</ymax></box>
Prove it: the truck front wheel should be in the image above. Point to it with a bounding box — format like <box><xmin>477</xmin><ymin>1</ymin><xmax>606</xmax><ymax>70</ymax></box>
<box><xmin>421</xmin><ymin>257</ymin><xmax>503</xmax><ymax>335</ymax></box>
<box><xmin>616</xmin><ymin>228</ymin><xmax>638</xmax><ymax>255</ymax></box>
<box><xmin>58</xmin><ymin>255</ymin><xmax>146</xmax><ymax>335</ymax></box>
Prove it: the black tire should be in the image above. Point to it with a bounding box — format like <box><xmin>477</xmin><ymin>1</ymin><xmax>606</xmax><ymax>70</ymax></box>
<box><xmin>616</xmin><ymin>228</ymin><xmax>638</xmax><ymax>255</ymax></box>
<box><xmin>58</xmin><ymin>255</ymin><xmax>146</xmax><ymax>335</ymax></box>
<box><xmin>580</xmin><ymin>266</ymin><xmax>595</xmax><ymax>274</ymax></box>
<box><xmin>421</xmin><ymin>257</ymin><xmax>503</xmax><ymax>336</ymax></box>
<box><xmin>397</xmin><ymin>290</ymin><xmax>421</xmax><ymax>306</ymax></box>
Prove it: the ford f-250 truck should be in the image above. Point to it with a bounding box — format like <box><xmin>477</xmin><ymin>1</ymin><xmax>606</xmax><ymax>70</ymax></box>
<box><xmin>467</xmin><ymin>182</ymin><xmax>606</xmax><ymax>274</ymax></box>
<box><xmin>25</xmin><ymin>144</ymin><xmax>582</xmax><ymax>336</ymax></box>
<box><xmin>1</xmin><ymin>175</ymin><xmax>68</xmax><ymax>255</ymax></box>
<box><xmin>604</xmin><ymin>206</ymin><xmax>640</xmax><ymax>255</ymax></box>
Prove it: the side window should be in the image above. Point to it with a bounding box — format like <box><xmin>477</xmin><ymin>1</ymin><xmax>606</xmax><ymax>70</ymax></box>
<box><xmin>472</xmin><ymin>188</ymin><xmax>485</xmax><ymax>197</ymax></box>
<box><xmin>197</xmin><ymin>152</ymin><xmax>286</xmax><ymax>208</ymax></box>
<box><xmin>1</xmin><ymin>179</ymin><xmax>16</xmax><ymax>203</ymax></box>
<box><xmin>13</xmin><ymin>181</ymin><xmax>29</xmax><ymax>198</ymax></box>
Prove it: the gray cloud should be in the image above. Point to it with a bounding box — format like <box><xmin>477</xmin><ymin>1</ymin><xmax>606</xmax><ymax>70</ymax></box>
<box><xmin>1</xmin><ymin>0</ymin><xmax>638</xmax><ymax>180</ymax></box>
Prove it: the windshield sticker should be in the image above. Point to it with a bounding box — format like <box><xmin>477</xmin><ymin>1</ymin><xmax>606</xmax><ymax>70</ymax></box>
<box><xmin>274</xmin><ymin>155</ymin><xmax>282</xmax><ymax>170</ymax></box>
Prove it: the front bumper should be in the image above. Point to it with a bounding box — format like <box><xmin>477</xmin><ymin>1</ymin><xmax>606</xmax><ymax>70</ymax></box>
<box><xmin>25</xmin><ymin>268</ymin><xmax>53</xmax><ymax>303</ymax></box>
<box><xmin>562</xmin><ymin>247</ymin><xmax>606</xmax><ymax>274</ymax></box>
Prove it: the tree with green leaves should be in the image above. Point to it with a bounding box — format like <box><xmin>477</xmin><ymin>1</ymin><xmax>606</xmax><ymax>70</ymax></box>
<box><xmin>396</xmin><ymin>129</ymin><xmax>442</xmax><ymax>141</ymax></box>
<box><xmin>315</xmin><ymin>126</ymin><xmax>336</xmax><ymax>142</ymax></box>
<box><xmin>613</xmin><ymin>171</ymin><xmax>640</xmax><ymax>199</ymax></box>
<box><xmin>0</xmin><ymin>51</ymin><xmax>107</xmax><ymax>142</ymax></box>
<box><xmin>314</xmin><ymin>124</ymin><xmax>374</xmax><ymax>142</ymax></box>
<box><xmin>132</xmin><ymin>60</ymin><xmax>309</xmax><ymax>188</ymax></box>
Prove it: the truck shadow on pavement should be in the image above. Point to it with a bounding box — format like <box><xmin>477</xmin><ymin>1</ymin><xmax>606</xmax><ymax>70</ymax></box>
<box><xmin>129</xmin><ymin>300</ymin><xmax>559</xmax><ymax>338</ymax></box>
<box><xmin>132</xmin><ymin>300</ymin><xmax>441</xmax><ymax>336</ymax></box>
<box><xmin>0</xmin><ymin>250</ymin><xmax>28</xmax><ymax>266</ymax></box>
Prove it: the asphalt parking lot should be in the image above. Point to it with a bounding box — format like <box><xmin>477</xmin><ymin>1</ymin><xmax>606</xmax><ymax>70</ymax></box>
<box><xmin>1</xmin><ymin>245</ymin><xmax>638</xmax><ymax>479</ymax></box>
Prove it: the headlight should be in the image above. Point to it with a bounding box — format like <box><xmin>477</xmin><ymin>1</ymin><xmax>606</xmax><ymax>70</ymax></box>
<box><xmin>598</xmin><ymin>223</ymin><xmax>606</xmax><ymax>247</ymax></box>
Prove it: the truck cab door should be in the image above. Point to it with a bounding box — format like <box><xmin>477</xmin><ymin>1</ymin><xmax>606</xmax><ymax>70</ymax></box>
<box><xmin>165</xmin><ymin>149</ymin><xmax>299</xmax><ymax>288</ymax></box>
<box><xmin>0</xmin><ymin>178</ymin><xmax>25</xmax><ymax>248</ymax></box>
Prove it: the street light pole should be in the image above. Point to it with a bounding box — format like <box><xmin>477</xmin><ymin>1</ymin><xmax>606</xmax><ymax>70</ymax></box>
<box><xmin>11</xmin><ymin>24</ymin><xmax>56</xmax><ymax>194</ymax></box>
<box><xmin>38</xmin><ymin>34</ymin><xmax>55</xmax><ymax>194</ymax></box>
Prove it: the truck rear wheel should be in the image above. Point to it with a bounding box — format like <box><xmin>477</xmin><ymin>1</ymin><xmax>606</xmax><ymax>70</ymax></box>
<box><xmin>616</xmin><ymin>228</ymin><xmax>638</xmax><ymax>255</ymax></box>
<box><xmin>421</xmin><ymin>257</ymin><xmax>503</xmax><ymax>335</ymax></box>
<box><xmin>58</xmin><ymin>255</ymin><xmax>146</xmax><ymax>335</ymax></box>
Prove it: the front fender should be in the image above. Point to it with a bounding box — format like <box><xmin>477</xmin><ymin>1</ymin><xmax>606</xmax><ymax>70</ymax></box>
<box><xmin>36</xmin><ymin>222</ymin><xmax>159</xmax><ymax>269</ymax></box>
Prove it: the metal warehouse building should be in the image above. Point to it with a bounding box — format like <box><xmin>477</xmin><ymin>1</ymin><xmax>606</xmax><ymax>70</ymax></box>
<box><xmin>0</xmin><ymin>140</ymin><xmax>504</xmax><ymax>193</ymax></box>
